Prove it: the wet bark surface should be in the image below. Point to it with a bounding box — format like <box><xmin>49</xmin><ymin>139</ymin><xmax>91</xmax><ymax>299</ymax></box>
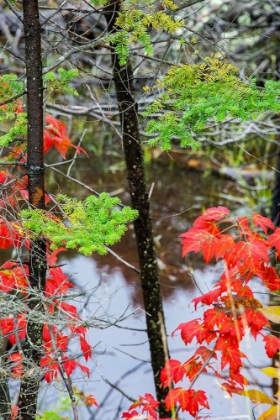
<box><xmin>104</xmin><ymin>1</ymin><xmax>171</xmax><ymax>417</ymax></box>
<box><xmin>18</xmin><ymin>1</ymin><xmax>46</xmax><ymax>419</ymax></box>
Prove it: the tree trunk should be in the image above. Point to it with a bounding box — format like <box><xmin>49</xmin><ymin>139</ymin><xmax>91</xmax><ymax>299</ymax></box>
<box><xmin>18</xmin><ymin>1</ymin><xmax>46</xmax><ymax>419</ymax></box>
<box><xmin>104</xmin><ymin>2</ymin><xmax>171</xmax><ymax>417</ymax></box>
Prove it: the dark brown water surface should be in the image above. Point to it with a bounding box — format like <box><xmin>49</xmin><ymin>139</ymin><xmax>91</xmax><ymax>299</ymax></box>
<box><xmin>1</xmin><ymin>148</ymin><xmax>272</xmax><ymax>419</ymax></box>
<box><xmin>44</xmin><ymin>150</ymin><xmax>270</xmax><ymax>420</ymax></box>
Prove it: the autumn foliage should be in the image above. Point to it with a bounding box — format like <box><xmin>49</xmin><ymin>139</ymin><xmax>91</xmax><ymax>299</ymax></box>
<box><xmin>0</xmin><ymin>112</ymin><xmax>97</xmax><ymax>415</ymax></box>
<box><xmin>123</xmin><ymin>206</ymin><xmax>280</xmax><ymax>419</ymax></box>
<box><xmin>2</xmin><ymin>83</ymin><xmax>280</xmax><ymax>420</ymax></box>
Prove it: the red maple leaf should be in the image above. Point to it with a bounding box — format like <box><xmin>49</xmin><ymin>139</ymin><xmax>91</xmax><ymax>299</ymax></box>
<box><xmin>194</xmin><ymin>345</ymin><xmax>217</xmax><ymax>362</ymax></box>
<box><xmin>263</xmin><ymin>335</ymin><xmax>280</xmax><ymax>357</ymax></box>
<box><xmin>80</xmin><ymin>335</ymin><xmax>92</xmax><ymax>361</ymax></box>
<box><xmin>84</xmin><ymin>394</ymin><xmax>98</xmax><ymax>407</ymax></box>
<box><xmin>172</xmin><ymin>319</ymin><xmax>210</xmax><ymax>345</ymax></box>
<box><xmin>225</xmin><ymin>238</ymin><xmax>268</xmax><ymax>273</ymax></box>
<box><xmin>44</xmin><ymin>115</ymin><xmax>88</xmax><ymax>159</ymax></box>
<box><xmin>62</xmin><ymin>357</ymin><xmax>90</xmax><ymax>377</ymax></box>
<box><xmin>164</xmin><ymin>387</ymin><xmax>190</xmax><ymax>412</ymax></box>
<box><xmin>160</xmin><ymin>359</ymin><xmax>183</xmax><ymax>387</ymax></box>
<box><xmin>0</xmin><ymin>262</ymin><xmax>29</xmax><ymax>293</ymax></box>
<box><xmin>8</xmin><ymin>352</ymin><xmax>23</xmax><ymax>378</ymax></box>
<box><xmin>229</xmin><ymin>279</ymin><xmax>254</xmax><ymax>297</ymax></box>
<box><xmin>40</xmin><ymin>355</ymin><xmax>60</xmax><ymax>382</ymax></box>
<box><xmin>0</xmin><ymin>170</ymin><xmax>9</xmax><ymax>184</ymax></box>
<box><xmin>245</xmin><ymin>308</ymin><xmax>270</xmax><ymax>339</ymax></box>
<box><xmin>203</xmin><ymin>308</ymin><xmax>228</xmax><ymax>331</ymax></box>
<box><xmin>0</xmin><ymin>219</ymin><xmax>14</xmax><ymax>248</ymax></box>
<box><xmin>122</xmin><ymin>410</ymin><xmax>139</xmax><ymax>419</ymax></box>
<box><xmin>165</xmin><ymin>388</ymin><xmax>209</xmax><ymax>417</ymax></box>
<box><xmin>192</xmin><ymin>287</ymin><xmax>222</xmax><ymax>310</ymax></box>
<box><xmin>229</xmin><ymin>370</ymin><xmax>249</xmax><ymax>387</ymax></box>
<box><xmin>46</xmin><ymin>267</ymin><xmax>73</xmax><ymax>297</ymax></box>
<box><xmin>186</xmin><ymin>389</ymin><xmax>210</xmax><ymax>417</ymax></box>
<box><xmin>184</xmin><ymin>360</ymin><xmax>204</xmax><ymax>381</ymax></box>
<box><xmin>56</xmin><ymin>301</ymin><xmax>79</xmax><ymax>319</ymax></box>
<box><xmin>215</xmin><ymin>336</ymin><xmax>246</xmax><ymax>371</ymax></box>
<box><xmin>129</xmin><ymin>393</ymin><xmax>159</xmax><ymax>419</ymax></box>
<box><xmin>180</xmin><ymin>224</ymin><xmax>234</xmax><ymax>263</ymax></box>
<box><xmin>193</xmin><ymin>217</ymin><xmax>220</xmax><ymax>235</ymax></box>
<box><xmin>268</xmin><ymin>227</ymin><xmax>280</xmax><ymax>256</ymax></box>
<box><xmin>252</xmin><ymin>212</ymin><xmax>275</xmax><ymax>235</ymax></box>
<box><xmin>221</xmin><ymin>383</ymin><xmax>245</xmax><ymax>396</ymax></box>
<box><xmin>0</xmin><ymin>315</ymin><xmax>26</xmax><ymax>345</ymax></box>
<box><xmin>200</xmin><ymin>206</ymin><xmax>230</xmax><ymax>221</ymax></box>
<box><xmin>180</xmin><ymin>227</ymin><xmax>220</xmax><ymax>263</ymax></box>
<box><xmin>258</xmin><ymin>265</ymin><xmax>280</xmax><ymax>291</ymax></box>
<box><xmin>214</xmin><ymin>234</ymin><xmax>235</xmax><ymax>260</ymax></box>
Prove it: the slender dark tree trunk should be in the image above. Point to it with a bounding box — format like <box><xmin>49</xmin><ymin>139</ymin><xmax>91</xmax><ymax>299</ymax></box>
<box><xmin>18</xmin><ymin>1</ymin><xmax>46</xmax><ymax>419</ymax></box>
<box><xmin>104</xmin><ymin>2</ymin><xmax>171</xmax><ymax>417</ymax></box>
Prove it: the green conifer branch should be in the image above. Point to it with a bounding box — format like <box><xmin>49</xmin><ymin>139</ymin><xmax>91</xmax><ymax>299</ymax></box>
<box><xmin>143</xmin><ymin>57</ymin><xmax>280</xmax><ymax>150</ymax></box>
<box><xmin>21</xmin><ymin>193</ymin><xmax>138</xmax><ymax>256</ymax></box>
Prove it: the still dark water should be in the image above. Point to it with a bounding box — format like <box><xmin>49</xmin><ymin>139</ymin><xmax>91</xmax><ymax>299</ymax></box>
<box><xmin>42</xmin><ymin>147</ymin><xmax>273</xmax><ymax>420</ymax></box>
<box><xmin>1</xmin><ymin>145</ymin><xmax>273</xmax><ymax>419</ymax></box>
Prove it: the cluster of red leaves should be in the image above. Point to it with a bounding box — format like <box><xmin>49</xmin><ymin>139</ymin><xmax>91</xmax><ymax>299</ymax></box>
<box><xmin>0</xmin><ymin>77</ymin><xmax>22</xmax><ymax>114</ymax></box>
<box><xmin>123</xmin><ymin>207</ymin><xmax>280</xmax><ymax>419</ymax></box>
<box><xmin>0</xmin><ymin>113</ymin><xmax>97</xmax><ymax>414</ymax></box>
<box><xmin>44</xmin><ymin>115</ymin><xmax>87</xmax><ymax>159</ymax></box>
<box><xmin>0</xmin><ymin>242</ymin><xmax>92</xmax><ymax>382</ymax></box>
<box><xmin>0</xmin><ymin>114</ymin><xmax>85</xmax><ymax>208</ymax></box>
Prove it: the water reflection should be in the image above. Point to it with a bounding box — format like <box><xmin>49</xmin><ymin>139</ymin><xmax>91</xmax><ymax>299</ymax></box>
<box><xmin>43</xmin><ymin>152</ymin><xmax>256</xmax><ymax>418</ymax></box>
<box><xmin>2</xmin><ymin>147</ymin><xmax>273</xmax><ymax>418</ymax></box>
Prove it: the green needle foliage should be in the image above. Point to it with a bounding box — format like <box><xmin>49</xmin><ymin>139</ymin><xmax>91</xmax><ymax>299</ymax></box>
<box><xmin>21</xmin><ymin>193</ymin><xmax>138</xmax><ymax>255</ymax></box>
<box><xmin>0</xmin><ymin>75</ymin><xmax>26</xmax><ymax>147</ymax></box>
<box><xmin>143</xmin><ymin>55</ymin><xmax>280</xmax><ymax>150</ymax></box>
<box><xmin>45</xmin><ymin>69</ymin><xmax>79</xmax><ymax>98</ymax></box>
<box><xmin>105</xmin><ymin>0</ymin><xmax>183</xmax><ymax>65</ymax></box>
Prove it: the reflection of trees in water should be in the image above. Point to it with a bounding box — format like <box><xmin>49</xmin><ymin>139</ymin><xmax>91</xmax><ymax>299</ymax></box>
<box><xmin>53</xmin><ymin>153</ymin><xmax>238</xmax><ymax>306</ymax></box>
